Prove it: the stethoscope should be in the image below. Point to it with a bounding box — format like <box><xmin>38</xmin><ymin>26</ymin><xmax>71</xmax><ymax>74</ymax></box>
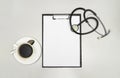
<box><xmin>69</xmin><ymin>7</ymin><xmax>110</xmax><ymax>39</ymax></box>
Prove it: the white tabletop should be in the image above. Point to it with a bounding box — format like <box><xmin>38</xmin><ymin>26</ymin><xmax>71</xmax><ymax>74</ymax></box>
<box><xmin>0</xmin><ymin>0</ymin><xmax>120</xmax><ymax>78</ymax></box>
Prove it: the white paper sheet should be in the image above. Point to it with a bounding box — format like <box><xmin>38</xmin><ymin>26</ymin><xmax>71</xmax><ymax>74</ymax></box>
<box><xmin>42</xmin><ymin>14</ymin><xmax>81</xmax><ymax>67</ymax></box>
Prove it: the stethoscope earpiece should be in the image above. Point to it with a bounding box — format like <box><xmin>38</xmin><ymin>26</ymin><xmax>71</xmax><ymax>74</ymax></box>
<box><xmin>97</xmin><ymin>29</ymin><xmax>110</xmax><ymax>39</ymax></box>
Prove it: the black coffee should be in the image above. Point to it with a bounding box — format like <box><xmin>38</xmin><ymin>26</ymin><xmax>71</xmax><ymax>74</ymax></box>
<box><xmin>19</xmin><ymin>44</ymin><xmax>33</xmax><ymax>58</ymax></box>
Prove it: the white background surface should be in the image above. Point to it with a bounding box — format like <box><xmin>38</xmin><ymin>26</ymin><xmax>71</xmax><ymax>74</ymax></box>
<box><xmin>0</xmin><ymin>0</ymin><xmax>120</xmax><ymax>78</ymax></box>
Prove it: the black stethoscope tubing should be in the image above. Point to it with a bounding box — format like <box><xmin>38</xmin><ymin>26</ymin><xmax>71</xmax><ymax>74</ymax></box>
<box><xmin>69</xmin><ymin>7</ymin><xmax>110</xmax><ymax>38</ymax></box>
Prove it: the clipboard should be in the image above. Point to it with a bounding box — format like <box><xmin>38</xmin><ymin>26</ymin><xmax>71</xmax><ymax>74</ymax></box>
<box><xmin>42</xmin><ymin>14</ymin><xmax>82</xmax><ymax>68</ymax></box>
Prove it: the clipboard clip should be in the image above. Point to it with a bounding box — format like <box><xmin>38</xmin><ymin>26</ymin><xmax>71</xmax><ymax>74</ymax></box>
<box><xmin>52</xmin><ymin>15</ymin><xmax>69</xmax><ymax>20</ymax></box>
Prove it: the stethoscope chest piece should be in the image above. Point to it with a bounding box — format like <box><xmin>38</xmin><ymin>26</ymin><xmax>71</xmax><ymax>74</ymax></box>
<box><xmin>11</xmin><ymin>37</ymin><xmax>41</xmax><ymax>64</ymax></box>
<box><xmin>72</xmin><ymin>24</ymin><xmax>79</xmax><ymax>32</ymax></box>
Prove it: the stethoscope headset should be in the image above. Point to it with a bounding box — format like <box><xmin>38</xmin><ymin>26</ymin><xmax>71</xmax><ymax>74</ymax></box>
<box><xmin>69</xmin><ymin>7</ymin><xmax>110</xmax><ymax>39</ymax></box>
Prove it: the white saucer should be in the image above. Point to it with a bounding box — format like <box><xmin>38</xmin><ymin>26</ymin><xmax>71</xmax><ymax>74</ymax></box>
<box><xmin>11</xmin><ymin>37</ymin><xmax>41</xmax><ymax>64</ymax></box>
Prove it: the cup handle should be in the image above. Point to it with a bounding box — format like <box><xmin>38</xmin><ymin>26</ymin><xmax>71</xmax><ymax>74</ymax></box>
<box><xmin>27</xmin><ymin>40</ymin><xmax>35</xmax><ymax>45</ymax></box>
<box><xmin>10</xmin><ymin>44</ymin><xmax>18</xmax><ymax>55</ymax></box>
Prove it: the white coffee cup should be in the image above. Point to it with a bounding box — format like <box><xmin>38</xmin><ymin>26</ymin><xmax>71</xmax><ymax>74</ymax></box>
<box><xmin>11</xmin><ymin>37</ymin><xmax>41</xmax><ymax>64</ymax></box>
